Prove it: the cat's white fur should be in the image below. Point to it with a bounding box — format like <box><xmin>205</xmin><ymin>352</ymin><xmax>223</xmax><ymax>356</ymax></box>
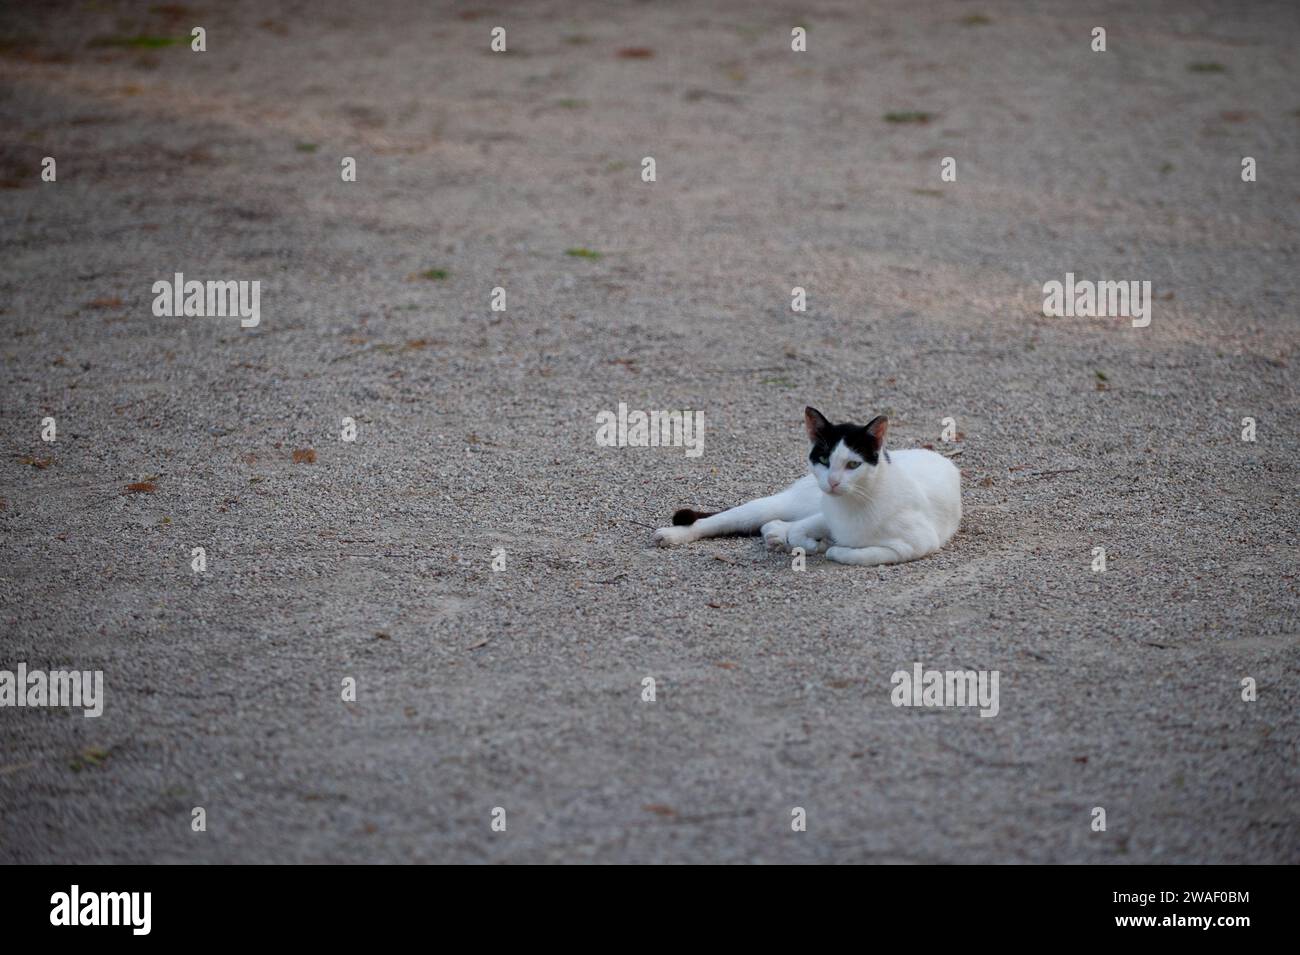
<box><xmin>653</xmin><ymin>409</ymin><xmax>961</xmax><ymax>567</ymax></box>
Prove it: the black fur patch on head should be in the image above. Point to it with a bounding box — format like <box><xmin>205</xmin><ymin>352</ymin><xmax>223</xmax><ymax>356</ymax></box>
<box><xmin>805</xmin><ymin>408</ymin><xmax>887</xmax><ymax>466</ymax></box>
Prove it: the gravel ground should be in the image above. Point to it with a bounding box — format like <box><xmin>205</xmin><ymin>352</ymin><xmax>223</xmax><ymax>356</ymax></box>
<box><xmin>1</xmin><ymin>0</ymin><xmax>1297</xmax><ymax>864</ymax></box>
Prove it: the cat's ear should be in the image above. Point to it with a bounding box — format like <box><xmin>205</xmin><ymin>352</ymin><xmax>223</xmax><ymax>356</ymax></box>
<box><xmin>804</xmin><ymin>406</ymin><xmax>832</xmax><ymax>442</ymax></box>
<box><xmin>863</xmin><ymin>415</ymin><xmax>888</xmax><ymax>449</ymax></box>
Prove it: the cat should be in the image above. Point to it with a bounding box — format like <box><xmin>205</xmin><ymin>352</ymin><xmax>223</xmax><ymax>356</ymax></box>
<box><xmin>654</xmin><ymin>407</ymin><xmax>961</xmax><ymax>566</ymax></box>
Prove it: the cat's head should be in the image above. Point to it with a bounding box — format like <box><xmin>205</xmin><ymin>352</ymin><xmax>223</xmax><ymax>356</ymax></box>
<box><xmin>804</xmin><ymin>407</ymin><xmax>888</xmax><ymax>497</ymax></box>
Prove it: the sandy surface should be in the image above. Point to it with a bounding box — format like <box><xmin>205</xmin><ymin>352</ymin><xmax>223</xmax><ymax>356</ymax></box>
<box><xmin>1</xmin><ymin>0</ymin><xmax>1297</xmax><ymax>863</ymax></box>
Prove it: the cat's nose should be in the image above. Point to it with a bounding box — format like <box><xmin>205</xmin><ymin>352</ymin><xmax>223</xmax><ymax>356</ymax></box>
<box><xmin>828</xmin><ymin>478</ymin><xmax>841</xmax><ymax>492</ymax></box>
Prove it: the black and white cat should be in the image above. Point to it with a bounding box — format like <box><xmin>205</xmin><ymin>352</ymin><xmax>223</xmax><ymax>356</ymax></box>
<box><xmin>654</xmin><ymin>408</ymin><xmax>961</xmax><ymax>566</ymax></box>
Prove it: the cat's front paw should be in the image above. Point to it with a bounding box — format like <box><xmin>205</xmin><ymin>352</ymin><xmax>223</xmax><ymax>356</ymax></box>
<box><xmin>761</xmin><ymin>520</ymin><xmax>792</xmax><ymax>551</ymax></box>
<box><xmin>654</xmin><ymin>526</ymin><xmax>693</xmax><ymax>547</ymax></box>
<box><xmin>788</xmin><ymin>531</ymin><xmax>826</xmax><ymax>554</ymax></box>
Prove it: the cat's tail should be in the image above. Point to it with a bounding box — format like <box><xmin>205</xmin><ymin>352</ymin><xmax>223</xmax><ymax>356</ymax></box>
<box><xmin>671</xmin><ymin>508</ymin><xmax>718</xmax><ymax>526</ymax></box>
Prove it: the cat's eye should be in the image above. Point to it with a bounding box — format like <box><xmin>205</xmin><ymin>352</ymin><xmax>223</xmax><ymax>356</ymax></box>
<box><xmin>845</xmin><ymin>460</ymin><xmax>861</xmax><ymax>470</ymax></box>
<box><xmin>814</xmin><ymin>456</ymin><xmax>828</xmax><ymax>466</ymax></box>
